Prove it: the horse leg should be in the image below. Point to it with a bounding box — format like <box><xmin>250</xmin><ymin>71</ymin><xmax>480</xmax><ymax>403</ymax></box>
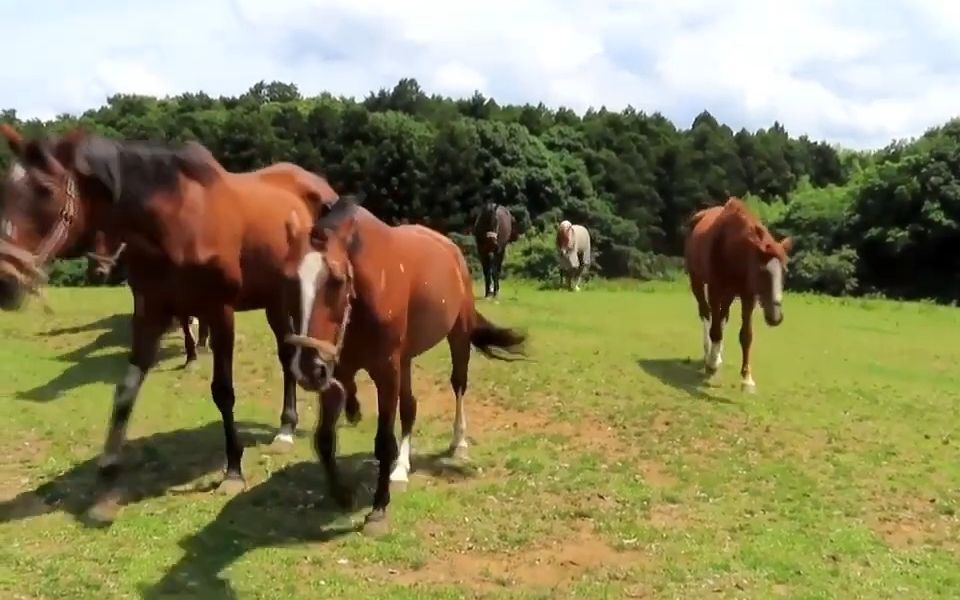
<box><xmin>739</xmin><ymin>295</ymin><xmax>757</xmax><ymax>393</ymax></box>
<box><xmin>706</xmin><ymin>292</ymin><xmax>732</xmax><ymax>374</ymax></box>
<box><xmin>389</xmin><ymin>359</ymin><xmax>415</xmax><ymax>490</ymax></box>
<box><xmin>266</xmin><ymin>304</ymin><xmax>298</xmax><ymax>450</ymax></box>
<box><xmin>88</xmin><ymin>298</ymin><xmax>168</xmax><ymax>523</ymax></box>
<box><xmin>314</xmin><ymin>367</ymin><xmax>356</xmax><ymax>509</ymax></box>
<box><xmin>343</xmin><ymin>377</ymin><xmax>362</xmax><ymax>425</ymax></box>
<box><xmin>363</xmin><ymin>358</ymin><xmax>402</xmax><ymax>537</ymax></box>
<box><xmin>180</xmin><ymin>315</ymin><xmax>198</xmax><ymax>366</ymax></box>
<box><xmin>492</xmin><ymin>247</ymin><xmax>505</xmax><ymax>297</ymax></box>
<box><xmin>479</xmin><ymin>252</ymin><xmax>492</xmax><ymax>298</ymax></box>
<box><xmin>692</xmin><ymin>278</ymin><xmax>711</xmax><ymax>363</ymax></box>
<box><xmin>448</xmin><ymin>321</ymin><xmax>471</xmax><ymax>460</ymax></box>
<box><xmin>208</xmin><ymin>306</ymin><xmax>245</xmax><ymax>494</ymax></box>
<box><xmin>197</xmin><ymin>318</ymin><xmax>209</xmax><ymax>350</ymax></box>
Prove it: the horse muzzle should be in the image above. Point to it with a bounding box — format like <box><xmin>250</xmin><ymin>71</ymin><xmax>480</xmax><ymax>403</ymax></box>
<box><xmin>763</xmin><ymin>301</ymin><xmax>783</xmax><ymax>327</ymax></box>
<box><xmin>0</xmin><ymin>269</ymin><xmax>25</xmax><ymax>311</ymax></box>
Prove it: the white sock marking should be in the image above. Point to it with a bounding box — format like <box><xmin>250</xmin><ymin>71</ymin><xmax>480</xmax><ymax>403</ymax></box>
<box><xmin>99</xmin><ymin>364</ymin><xmax>144</xmax><ymax>467</ymax></box>
<box><xmin>390</xmin><ymin>434</ymin><xmax>411</xmax><ymax>482</ymax></box>
<box><xmin>274</xmin><ymin>432</ymin><xmax>294</xmax><ymax>445</ymax></box>
<box><xmin>451</xmin><ymin>393</ymin><xmax>468</xmax><ymax>450</ymax></box>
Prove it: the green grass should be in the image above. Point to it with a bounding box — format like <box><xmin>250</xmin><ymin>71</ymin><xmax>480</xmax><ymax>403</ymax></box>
<box><xmin>1</xmin><ymin>279</ymin><xmax>959</xmax><ymax>599</ymax></box>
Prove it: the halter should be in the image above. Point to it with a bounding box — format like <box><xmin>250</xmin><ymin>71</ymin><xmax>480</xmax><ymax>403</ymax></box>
<box><xmin>86</xmin><ymin>241</ymin><xmax>127</xmax><ymax>274</ymax></box>
<box><xmin>286</xmin><ymin>260</ymin><xmax>356</xmax><ymax>365</ymax></box>
<box><xmin>0</xmin><ymin>174</ymin><xmax>79</xmax><ymax>297</ymax></box>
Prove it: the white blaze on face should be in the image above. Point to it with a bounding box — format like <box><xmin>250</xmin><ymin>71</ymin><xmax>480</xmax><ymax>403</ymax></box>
<box><xmin>291</xmin><ymin>250</ymin><xmax>328</xmax><ymax>383</ymax></box>
<box><xmin>1</xmin><ymin>218</ymin><xmax>13</xmax><ymax>239</ymax></box>
<box><xmin>765</xmin><ymin>257</ymin><xmax>783</xmax><ymax>303</ymax></box>
<box><xmin>9</xmin><ymin>162</ymin><xmax>25</xmax><ymax>182</ymax></box>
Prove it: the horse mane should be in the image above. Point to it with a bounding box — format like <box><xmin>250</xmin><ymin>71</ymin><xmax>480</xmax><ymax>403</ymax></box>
<box><xmin>314</xmin><ymin>195</ymin><xmax>364</xmax><ymax>254</ymax></box>
<box><xmin>67</xmin><ymin>133</ymin><xmax>220</xmax><ymax>205</ymax></box>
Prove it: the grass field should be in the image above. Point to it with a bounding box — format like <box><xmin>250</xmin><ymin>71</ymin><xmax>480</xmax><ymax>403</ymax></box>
<box><xmin>1</xmin><ymin>279</ymin><xmax>959</xmax><ymax>599</ymax></box>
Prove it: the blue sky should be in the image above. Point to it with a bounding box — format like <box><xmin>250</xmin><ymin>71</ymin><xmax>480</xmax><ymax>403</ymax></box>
<box><xmin>3</xmin><ymin>0</ymin><xmax>959</xmax><ymax>149</ymax></box>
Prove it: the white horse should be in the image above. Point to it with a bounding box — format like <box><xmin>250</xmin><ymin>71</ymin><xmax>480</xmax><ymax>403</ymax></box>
<box><xmin>555</xmin><ymin>220</ymin><xmax>591</xmax><ymax>291</ymax></box>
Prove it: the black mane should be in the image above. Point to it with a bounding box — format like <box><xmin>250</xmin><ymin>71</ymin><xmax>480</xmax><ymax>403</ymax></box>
<box><xmin>73</xmin><ymin>135</ymin><xmax>217</xmax><ymax>205</ymax></box>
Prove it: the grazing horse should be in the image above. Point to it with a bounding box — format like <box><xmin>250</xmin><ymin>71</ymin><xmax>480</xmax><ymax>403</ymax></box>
<box><xmin>472</xmin><ymin>202</ymin><xmax>516</xmax><ymax>298</ymax></box>
<box><xmin>285</xmin><ymin>197</ymin><xmax>527</xmax><ymax>536</ymax></box>
<box><xmin>555</xmin><ymin>219</ymin><xmax>591</xmax><ymax>291</ymax></box>
<box><xmin>684</xmin><ymin>197</ymin><xmax>793</xmax><ymax>392</ymax></box>
<box><xmin>85</xmin><ymin>228</ymin><xmax>210</xmax><ymax>363</ymax></box>
<box><xmin>0</xmin><ymin>125</ymin><xmax>339</xmax><ymax>520</ymax></box>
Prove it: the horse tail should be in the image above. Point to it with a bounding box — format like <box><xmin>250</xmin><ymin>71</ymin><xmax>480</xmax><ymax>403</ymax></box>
<box><xmin>471</xmin><ymin>310</ymin><xmax>527</xmax><ymax>361</ymax></box>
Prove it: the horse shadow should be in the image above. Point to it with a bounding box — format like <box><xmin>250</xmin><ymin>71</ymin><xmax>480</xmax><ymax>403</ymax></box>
<box><xmin>636</xmin><ymin>358</ymin><xmax>733</xmax><ymax>404</ymax></box>
<box><xmin>19</xmin><ymin>314</ymin><xmax>182</xmax><ymax>402</ymax></box>
<box><xmin>0</xmin><ymin>420</ymin><xmax>277</xmax><ymax>526</ymax></box>
<box><xmin>140</xmin><ymin>449</ymin><xmax>477</xmax><ymax>599</ymax></box>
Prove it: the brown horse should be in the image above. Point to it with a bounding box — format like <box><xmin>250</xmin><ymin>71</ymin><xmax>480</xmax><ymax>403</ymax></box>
<box><xmin>0</xmin><ymin>125</ymin><xmax>338</xmax><ymax>519</ymax></box>
<box><xmin>285</xmin><ymin>197</ymin><xmax>527</xmax><ymax>536</ymax></box>
<box><xmin>684</xmin><ymin>197</ymin><xmax>793</xmax><ymax>392</ymax></box>
<box><xmin>85</xmin><ymin>228</ymin><xmax>210</xmax><ymax>363</ymax></box>
<box><xmin>472</xmin><ymin>202</ymin><xmax>517</xmax><ymax>298</ymax></box>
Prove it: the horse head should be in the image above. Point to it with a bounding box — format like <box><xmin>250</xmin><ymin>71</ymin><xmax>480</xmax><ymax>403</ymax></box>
<box><xmin>556</xmin><ymin>220</ymin><xmax>574</xmax><ymax>252</ymax></box>
<box><xmin>285</xmin><ymin>198</ymin><xmax>358</xmax><ymax>393</ymax></box>
<box><xmin>746</xmin><ymin>222</ymin><xmax>793</xmax><ymax>327</ymax></box>
<box><xmin>0</xmin><ymin>125</ymin><xmax>107</xmax><ymax>309</ymax></box>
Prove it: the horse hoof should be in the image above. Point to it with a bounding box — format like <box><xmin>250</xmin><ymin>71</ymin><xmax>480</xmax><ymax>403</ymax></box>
<box><xmin>182</xmin><ymin>358</ymin><xmax>198</xmax><ymax>372</ymax></box>
<box><xmin>216</xmin><ymin>477</ymin><xmax>246</xmax><ymax>496</ymax></box>
<box><xmin>86</xmin><ymin>494</ymin><xmax>122</xmax><ymax>525</ymax></box>
<box><xmin>741</xmin><ymin>380</ymin><xmax>757</xmax><ymax>394</ymax></box>
<box><xmin>449</xmin><ymin>445</ymin><xmax>469</xmax><ymax>461</ymax></box>
<box><xmin>345</xmin><ymin>409</ymin><xmax>362</xmax><ymax>426</ymax></box>
<box><xmin>268</xmin><ymin>433</ymin><xmax>295</xmax><ymax>453</ymax></box>
<box><xmin>362</xmin><ymin>510</ymin><xmax>389</xmax><ymax>538</ymax></box>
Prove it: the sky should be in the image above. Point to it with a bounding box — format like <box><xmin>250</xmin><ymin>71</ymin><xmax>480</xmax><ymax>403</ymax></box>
<box><xmin>2</xmin><ymin>0</ymin><xmax>959</xmax><ymax>150</ymax></box>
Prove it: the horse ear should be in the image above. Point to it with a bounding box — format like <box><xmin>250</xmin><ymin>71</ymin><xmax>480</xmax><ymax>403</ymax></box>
<box><xmin>780</xmin><ymin>236</ymin><xmax>794</xmax><ymax>254</ymax></box>
<box><xmin>326</xmin><ymin>256</ymin><xmax>348</xmax><ymax>282</ymax></box>
<box><xmin>753</xmin><ymin>223</ymin><xmax>765</xmax><ymax>239</ymax></box>
<box><xmin>0</xmin><ymin>124</ymin><xmax>24</xmax><ymax>157</ymax></box>
<box><xmin>74</xmin><ymin>136</ymin><xmax>122</xmax><ymax>201</ymax></box>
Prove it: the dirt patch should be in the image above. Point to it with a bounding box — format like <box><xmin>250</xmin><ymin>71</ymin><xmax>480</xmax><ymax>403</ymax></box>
<box><xmin>0</xmin><ymin>430</ymin><xmax>50</xmax><ymax>501</ymax></box>
<box><xmin>410</xmin><ymin>380</ymin><xmax>633</xmax><ymax>461</ymax></box>
<box><xmin>866</xmin><ymin>496</ymin><xmax>960</xmax><ymax>551</ymax></box>
<box><xmin>648</xmin><ymin>502</ymin><xmax>690</xmax><ymax>529</ymax></box>
<box><xmin>370</xmin><ymin>522</ymin><xmax>649</xmax><ymax>593</ymax></box>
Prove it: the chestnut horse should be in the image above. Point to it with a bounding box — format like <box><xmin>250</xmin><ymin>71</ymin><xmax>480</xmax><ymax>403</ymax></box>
<box><xmin>684</xmin><ymin>197</ymin><xmax>793</xmax><ymax>392</ymax></box>
<box><xmin>555</xmin><ymin>219</ymin><xmax>591</xmax><ymax>291</ymax></box>
<box><xmin>85</xmin><ymin>228</ymin><xmax>210</xmax><ymax>362</ymax></box>
<box><xmin>0</xmin><ymin>125</ymin><xmax>338</xmax><ymax>520</ymax></box>
<box><xmin>286</xmin><ymin>197</ymin><xmax>527</xmax><ymax>536</ymax></box>
<box><xmin>472</xmin><ymin>202</ymin><xmax>517</xmax><ymax>298</ymax></box>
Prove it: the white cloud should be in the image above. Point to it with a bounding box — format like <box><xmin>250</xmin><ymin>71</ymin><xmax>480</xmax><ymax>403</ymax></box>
<box><xmin>0</xmin><ymin>0</ymin><xmax>958</xmax><ymax>149</ymax></box>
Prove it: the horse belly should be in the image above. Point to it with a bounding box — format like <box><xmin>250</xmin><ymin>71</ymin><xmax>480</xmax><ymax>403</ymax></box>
<box><xmin>404</xmin><ymin>271</ymin><xmax>463</xmax><ymax>357</ymax></box>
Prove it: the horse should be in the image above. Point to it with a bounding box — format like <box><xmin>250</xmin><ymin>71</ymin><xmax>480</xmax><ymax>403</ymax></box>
<box><xmin>285</xmin><ymin>197</ymin><xmax>528</xmax><ymax>536</ymax></box>
<box><xmin>85</xmin><ymin>228</ymin><xmax>210</xmax><ymax>363</ymax></box>
<box><xmin>472</xmin><ymin>202</ymin><xmax>517</xmax><ymax>298</ymax></box>
<box><xmin>555</xmin><ymin>219</ymin><xmax>591</xmax><ymax>291</ymax></box>
<box><xmin>684</xmin><ymin>196</ymin><xmax>793</xmax><ymax>392</ymax></box>
<box><xmin>0</xmin><ymin>125</ymin><xmax>339</xmax><ymax>520</ymax></box>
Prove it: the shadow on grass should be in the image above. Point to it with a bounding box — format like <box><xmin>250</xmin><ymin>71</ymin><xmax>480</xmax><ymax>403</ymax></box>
<box><xmin>0</xmin><ymin>420</ymin><xmax>277</xmax><ymax>525</ymax></box>
<box><xmin>19</xmin><ymin>314</ymin><xmax>188</xmax><ymax>402</ymax></box>
<box><xmin>637</xmin><ymin>357</ymin><xmax>733</xmax><ymax>404</ymax></box>
<box><xmin>140</xmin><ymin>449</ymin><xmax>477</xmax><ymax>599</ymax></box>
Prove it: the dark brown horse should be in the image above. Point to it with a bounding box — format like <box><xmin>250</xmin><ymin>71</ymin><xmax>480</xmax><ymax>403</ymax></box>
<box><xmin>285</xmin><ymin>197</ymin><xmax>527</xmax><ymax>536</ymax></box>
<box><xmin>85</xmin><ymin>228</ymin><xmax>210</xmax><ymax>363</ymax></box>
<box><xmin>472</xmin><ymin>202</ymin><xmax>517</xmax><ymax>298</ymax></box>
<box><xmin>684</xmin><ymin>197</ymin><xmax>793</xmax><ymax>392</ymax></box>
<box><xmin>0</xmin><ymin>125</ymin><xmax>338</xmax><ymax>520</ymax></box>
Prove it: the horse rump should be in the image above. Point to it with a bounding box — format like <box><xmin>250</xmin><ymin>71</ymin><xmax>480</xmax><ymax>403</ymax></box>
<box><xmin>470</xmin><ymin>311</ymin><xmax>527</xmax><ymax>361</ymax></box>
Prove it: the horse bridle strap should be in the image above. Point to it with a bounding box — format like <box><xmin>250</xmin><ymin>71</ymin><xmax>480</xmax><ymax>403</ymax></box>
<box><xmin>86</xmin><ymin>242</ymin><xmax>127</xmax><ymax>269</ymax></box>
<box><xmin>285</xmin><ymin>261</ymin><xmax>355</xmax><ymax>364</ymax></box>
<box><xmin>0</xmin><ymin>174</ymin><xmax>79</xmax><ymax>289</ymax></box>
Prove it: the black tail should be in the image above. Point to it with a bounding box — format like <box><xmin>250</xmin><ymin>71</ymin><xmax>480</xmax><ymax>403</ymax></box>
<box><xmin>471</xmin><ymin>311</ymin><xmax>528</xmax><ymax>361</ymax></box>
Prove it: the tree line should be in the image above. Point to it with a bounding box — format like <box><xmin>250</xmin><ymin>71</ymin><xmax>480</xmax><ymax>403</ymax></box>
<box><xmin>1</xmin><ymin>78</ymin><xmax>957</xmax><ymax>302</ymax></box>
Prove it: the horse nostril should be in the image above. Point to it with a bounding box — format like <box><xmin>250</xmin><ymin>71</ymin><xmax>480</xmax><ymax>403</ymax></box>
<box><xmin>314</xmin><ymin>362</ymin><xmax>328</xmax><ymax>382</ymax></box>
